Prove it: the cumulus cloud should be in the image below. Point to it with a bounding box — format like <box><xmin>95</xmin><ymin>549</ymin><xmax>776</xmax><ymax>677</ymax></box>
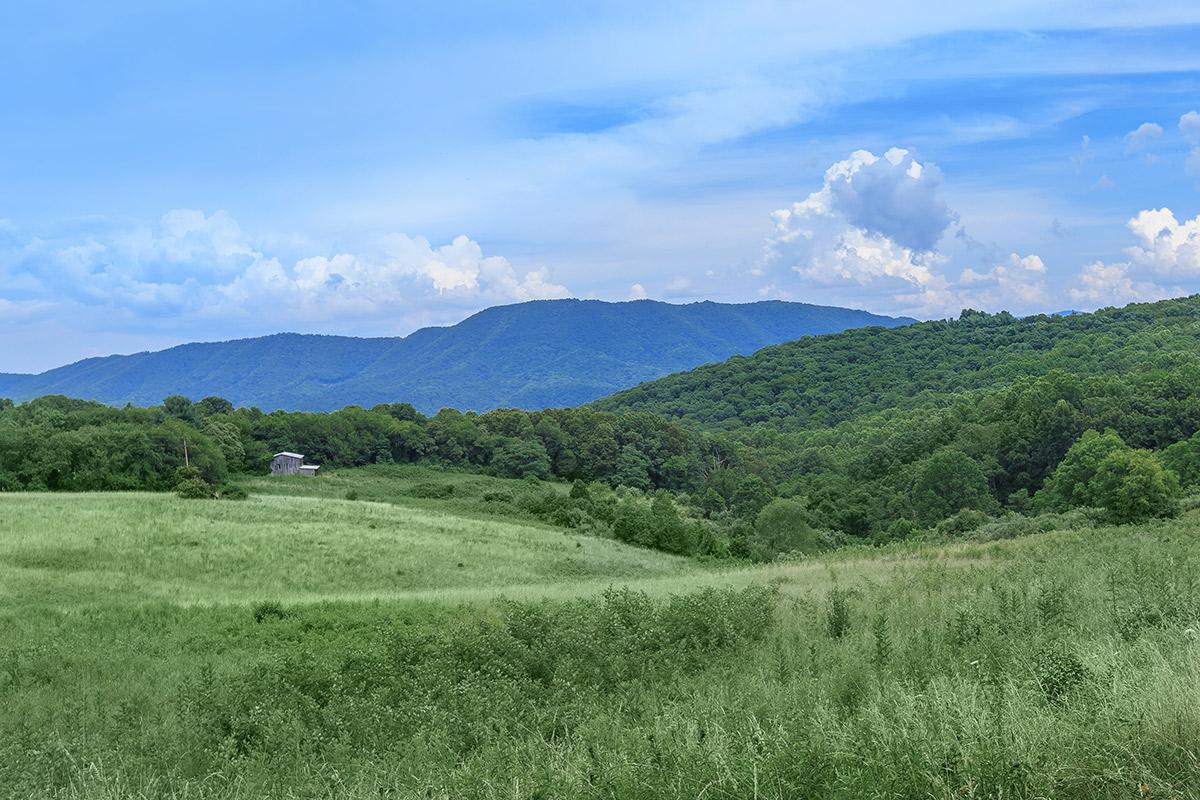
<box><xmin>1067</xmin><ymin>207</ymin><xmax>1197</xmax><ymax>307</ymax></box>
<box><xmin>761</xmin><ymin>148</ymin><xmax>1045</xmax><ymax>316</ymax></box>
<box><xmin>957</xmin><ymin>254</ymin><xmax>1048</xmax><ymax>309</ymax></box>
<box><xmin>1069</xmin><ymin>261</ymin><xmax>1171</xmax><ymax>306</ymax></box>
<box><xmin>0</xmin><ymin>210</ymin><xmax>569</xmax><ymax>337</ymax></box>
<box><xmin>823</xmin><ymin>149</ymin><xmax>954</xmax><ymax>251</ymax></box>
<box><xmin>628</xmin><ymin>283</ymin><xmax>648</xmax><ymax>300</ymax></box>
<box><xmin>1124</xmin><ymin>208</ymin><xmax>1200</xmax><ymax>276</ymax></box>
<box><xmin>1124</xmin><ymin>122</ymin><xmax>1163</xmax><ymax>154</ymax></box>
<box><xmin>765</xmin><ymin>149</ymin><xmax>950</xmax><ymax>301</ymax></box>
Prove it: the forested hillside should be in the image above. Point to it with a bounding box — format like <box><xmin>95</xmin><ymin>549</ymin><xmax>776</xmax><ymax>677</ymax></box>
<box><xmin>0</xmin><ymin>299</ymin><xmax>911</xmax><ymax>413</ymax></box>
<box><xmin>595</xmin><ymin>296</ymin><xmax>1200</xmax><ymax>430</ymax></box>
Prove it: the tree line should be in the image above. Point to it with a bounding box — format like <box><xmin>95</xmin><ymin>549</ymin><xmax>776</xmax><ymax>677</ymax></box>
<box><xmin>3</xmin><ymin>364</ymin><xmax>1198</xmax><ymax>560</ymax></box>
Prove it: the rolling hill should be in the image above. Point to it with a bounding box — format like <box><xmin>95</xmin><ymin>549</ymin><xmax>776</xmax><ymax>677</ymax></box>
<box><xmin>0</xmin><ymin>299</ymin><xmax>912</xmax><ymax>413</ymax></box>
<box><xmin>594</xmin><ymin>296</ymin><xmax>1200</xmax><ymax>431</ymax></box>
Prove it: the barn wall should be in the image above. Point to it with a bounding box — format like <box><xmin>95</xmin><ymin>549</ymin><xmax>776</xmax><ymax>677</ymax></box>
<box><xmin>271</xmin><ymin>455</ymin><xmax>303</xmax><ymax>475</ymax></box>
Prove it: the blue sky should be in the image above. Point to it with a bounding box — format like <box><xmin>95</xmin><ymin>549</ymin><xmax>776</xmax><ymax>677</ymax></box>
<box><xmin>3</xmin><ymin>1</ymin><xmax>1200</xmax><ymax>371</ymax></box>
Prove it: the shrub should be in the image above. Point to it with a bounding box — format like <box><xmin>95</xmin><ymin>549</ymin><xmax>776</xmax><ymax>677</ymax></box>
<box><xmin>934</xmin><ymin>508</ymin><xmax>991</xmax><ymax>537</ymax></box>
<box><xmin>344</xmin><ymin>489</ymin><xmax>359</xmax><ymax>501</ymax></box>
<box><xmin>1179</xmin><ymin>494</ymin><xmax>1200</xmax><ymax>514</ymax></box>
<box><xmin>219</xmin><ymin>484</ymin><xmax>249</xmax><ymax>501</ymax></box>
<box><xmin>1033</xmin><ymin>643</ymin><xmax>1088</xmax><ymax>704</ymax></box>
<box><xmin>174</xmin><ymin>465</ymin><xmax>203</xmax><ymax>483</ymax></box>
<box><xmin>176</xmin><ymin>477</ymin><xmax>214</xmax><ymax>499</ymax></box>
<box><xmin>252</xmin><ymin>601</ymin><xmax>287</xmax><ymax>623</ymax></box>
<box><xmin>970</xmin><ymin>513</ymin><xmax>1055</xmax><ymax>541</ymax></box>
<box><xmin>1091</xmin><ymin>448</ymin><xmax>1180</xmax><ymax>524</ymax></box>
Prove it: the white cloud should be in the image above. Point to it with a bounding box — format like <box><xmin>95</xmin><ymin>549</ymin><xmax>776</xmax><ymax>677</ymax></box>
<box><xmin>1067</xmin><ymin>207</ymin><xmax>1198</xmax><ymax>307</ymax></box>
<box><xmin>1069</xmin><ymin>261</ymin><xmax>1171</xmax><ymax>306</ymax></box>
<box><xmin>1181</xmin><ymin>111</ymin><xmax>1200</xmax><ymax>145</ymax></box>
<box><xmin>0</xmin><ymin>297</ymin><xmax>56</xmax><ymax>323</ymax></box>
<box><xmin>764</xmin><ymin>149</ymin><xmax>952</xmax><ymax>307</ymax></box>
<box><xmin>761</xmin><ymin>148</ymin><xmax>1047</xmax><ymax>316</ymax></box>
<box><xmin>957</xmin><ymin>253</ymin><xmax>1048</xmax><ymax>309</ymax></box>
<box><xmin>0</xmin><ymin>210</ymin><xmax>569</xmax><ymax>334</ymax></box>
<box><xmin>1124</xmin><ymin>208</ymin><xmax>1200</xmax><ymax>276</ymax></box>
<box><xmin>628</xmin><ymin>283</ymin><xmax>648</xmax><ymax>300</ymax></box>
<box><xmin>1123</xmin><ymin>122</ymin><xmax>1163</xmax><ymax>153</ymax></box>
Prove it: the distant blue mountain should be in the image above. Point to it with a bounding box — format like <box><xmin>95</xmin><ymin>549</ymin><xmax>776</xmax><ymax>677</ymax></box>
<box><xmin>0</xmin><ymin>299</ymin><xmax>914</xmax><ymax>413</ymax></box>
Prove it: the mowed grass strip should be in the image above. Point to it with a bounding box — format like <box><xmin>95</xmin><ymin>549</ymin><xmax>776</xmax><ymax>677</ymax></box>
<box><xmin>0</xmin><ymin>492</ymin><xmax>690</xmax><ymax>609</ymax></box>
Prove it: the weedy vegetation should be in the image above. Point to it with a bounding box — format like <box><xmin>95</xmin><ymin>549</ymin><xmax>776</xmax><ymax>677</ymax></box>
<box><xmin>3</xmin><ymin>482</ymin><xmax>1200</xmax><ymax>799</ymax></box>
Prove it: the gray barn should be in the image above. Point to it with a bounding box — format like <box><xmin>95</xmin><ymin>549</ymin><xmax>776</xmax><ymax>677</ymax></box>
<box><xmin>271</xmin><ymin>452</ymin><xmax>321</xmax><ymax>476</ymax></box>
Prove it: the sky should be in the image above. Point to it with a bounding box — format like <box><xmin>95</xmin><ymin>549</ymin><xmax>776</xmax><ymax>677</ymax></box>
<box><xmin>3</xmin><ymin>1</ymin><xmax>1200</xmax><ymax>372</ymax></box>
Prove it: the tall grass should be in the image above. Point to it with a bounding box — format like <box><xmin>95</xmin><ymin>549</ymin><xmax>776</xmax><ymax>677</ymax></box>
<box><xmin>2</xmin><ymin>491</ymin><xmax>1199</xmax><ymax>798</ymax></box>
<box><xmin>0</xmin><ymin>492</ymin><xmax>689</xmax><ymax>609</ymax></box>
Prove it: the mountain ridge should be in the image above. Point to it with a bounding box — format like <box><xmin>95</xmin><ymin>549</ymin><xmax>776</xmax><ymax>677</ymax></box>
<box><xmin>0</xmin><ymin>298</ymin><xmax>915</xmax><ymax>412</ymax></box>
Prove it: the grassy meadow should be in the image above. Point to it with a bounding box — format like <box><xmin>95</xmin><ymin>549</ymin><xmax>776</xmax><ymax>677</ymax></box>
<box><xmin>3</xmin><ymin>472</ymin><xmax>1200</xmax><ymax>799</ymax></box>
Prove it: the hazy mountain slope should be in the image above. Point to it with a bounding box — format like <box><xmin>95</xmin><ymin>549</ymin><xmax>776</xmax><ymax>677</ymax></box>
<box><xmin>594</xmin><ymin>296</ymin><xmax>1200</xmax><ymax>431</ymax></box>
<box><xmin>0</xmin><ymin>299</ymin><xmax>913</xmax><ymax>412</ymax></box>
<box><xmin>0</xmin><ymin>374</ymin><xmax>29</xmax><ymax>398</ymax></box>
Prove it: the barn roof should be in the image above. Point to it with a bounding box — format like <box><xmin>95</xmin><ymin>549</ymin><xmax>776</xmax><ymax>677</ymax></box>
<box><xmin>274</xmin><ymin>452</ymin><xmax>304</xmax><ymax>459</ymax></box>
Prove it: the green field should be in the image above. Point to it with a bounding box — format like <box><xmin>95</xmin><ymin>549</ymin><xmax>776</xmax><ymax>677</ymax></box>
<box><xmin>0</xmin><ymin>491</ymin><xmax>688</xmax><ymax>609</ymax></box>
<box><xmin>3</xmin><ymin>477</ymin><xmax>1200</xmax><ymax>799</ymax></box>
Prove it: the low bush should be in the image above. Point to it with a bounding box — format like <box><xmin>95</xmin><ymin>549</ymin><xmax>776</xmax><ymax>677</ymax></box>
<box><xmin>176</xmin><ymin>477</ymin><xmax>214</xmax><ymax>499</ymax></box>
<box><xmin>252</xmin><ymin>601</ymin><xmax>287</xmax><ymax>624</ymax></box>
<box><xmin>219</xmin><ymin>484</ymin><xmax>249</xmax><ymax>500</ymax></box>
<box><xmin>969</xmin><ymin>513</ymin><xmax>1057</xmax><ymax>542</ymax></box>
<box><xmin>934</xmin><ymin>508</ymin><xmax>992</xmax><ymax>537</ymax></box>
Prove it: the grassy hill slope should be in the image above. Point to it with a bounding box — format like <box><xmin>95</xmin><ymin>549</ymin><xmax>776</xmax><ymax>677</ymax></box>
<box><xmin>0</xmin><ymin>491</ymin><xmax>688</xmax><ymax>610</ymax></box>
<box><xmin>0</xmin><ymin>298</ymin><xmax>912</xmax><ymax>413</ymax></box>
